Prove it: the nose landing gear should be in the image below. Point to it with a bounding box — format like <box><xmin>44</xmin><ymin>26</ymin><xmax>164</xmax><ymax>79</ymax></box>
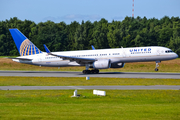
<box><xmin>155</xmin><ymin>61</ymin><xmax>161</xmax><ymax>71</ymax></box>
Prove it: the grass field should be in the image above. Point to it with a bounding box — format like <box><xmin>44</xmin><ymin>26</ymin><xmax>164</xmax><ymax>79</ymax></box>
<box><xmin>0</xmin><ymin>90</ymin><xmax>179</xmax><ymax>120</ymax></box>
<box><xmin>0</xmin><ymin>58</ymin><xmax>180</xmax><ymax>72</ymax></box>
<box><xmin>0</xmin><ymin>57</ymin><xmax>180</xmax><ymax>119</ymax></box>
<box><xmin>0</xmin><ymin>76</ymin><xmax>180</xmax><ymax>86</ymax></box>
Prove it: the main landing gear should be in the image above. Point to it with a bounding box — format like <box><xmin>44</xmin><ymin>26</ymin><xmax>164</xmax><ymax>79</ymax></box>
<box><xmin>155</xmin><ymin>61</ymin><xmax>161</xmax><ymax>71</ymax></box>
<box><xmin>82</xmin><ymin>64</ymin><xmax>99</xmax><ymax>74</ymax></box>
<box><xmin>82</xmin><ymin>69</ymin><xmax>99</xmax><ymax>74</ymax></box>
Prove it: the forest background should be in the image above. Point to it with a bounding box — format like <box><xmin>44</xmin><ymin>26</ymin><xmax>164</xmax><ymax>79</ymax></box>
<box><xmin>0</xmin><ymin>16</ymin><xmax>180</xmax><ymax>57</ymax></box>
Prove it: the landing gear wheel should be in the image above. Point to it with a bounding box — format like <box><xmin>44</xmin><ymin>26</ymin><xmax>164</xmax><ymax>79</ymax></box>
<box><xmin>155</xmin><ymin>68</ymin><xmax>158</xmax><ymax>71</ymax></box>
<box><xmin>83</xmin><ymin>70</ymin><xmax>91</xmax><ymax>74</ymax></box>
<box><xmin>91</xmin><ymin>69</ymin><xmax>99</xmax><ymax>74</ymax></box>
<box><xmin>95</xmin><ymin>69</ymin><xmax>99</xmax><ymax>74</ymax></box>
<box><xmin>82</xmin><ymin>69</ymin><xmax>99</xmax><ymax>74</ymax></box>
<box><xmin>83</xmin><ymin>70</ymin><xmax>86</xmax><ymax>74</ymax></box>
<box><xmin>82</xmin><ymin>70</ymin><xmax>91</xmax><ymax>74</ymax></box>
<box><xmin>91</xmin><ymin>70</ymin><xmax>95</xmax><ymax>74</ymax></box>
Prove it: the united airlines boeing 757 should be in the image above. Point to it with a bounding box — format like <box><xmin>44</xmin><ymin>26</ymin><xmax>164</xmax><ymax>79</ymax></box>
<box><xmin>9</xmin><ymin>28</ymin><xmax>178</xmax><ymax>74</ymax></box>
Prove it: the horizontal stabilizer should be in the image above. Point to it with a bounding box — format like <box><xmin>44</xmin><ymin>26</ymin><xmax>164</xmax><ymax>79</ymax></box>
<box><xmin>7</xmin><ymin>57</ymin><xmax>32</xmax><ymax>61</ymax></box>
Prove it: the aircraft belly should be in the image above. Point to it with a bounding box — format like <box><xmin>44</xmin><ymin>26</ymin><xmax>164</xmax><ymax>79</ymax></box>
<box><xmin>32</xmin><ymin>60</ymin><xmax>71</xmax><ymax>67</ymax></box>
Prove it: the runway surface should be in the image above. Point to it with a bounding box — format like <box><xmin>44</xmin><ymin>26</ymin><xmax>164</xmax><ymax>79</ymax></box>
<box><xmin>0</xmin><ymin>71</ymin><xmax>180</xmax><ymax>79</ymax></box>
<box><xmin>1</xmin><ymin>85</ymin><xmax>180</xmax><ymax>90</ymax></box>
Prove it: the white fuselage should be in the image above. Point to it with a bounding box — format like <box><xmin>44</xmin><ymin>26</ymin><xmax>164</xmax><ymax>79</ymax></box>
<box><xmin>13</xmin><ymin>46</ymin><xmax>178</xmax><ymax>67</ymax></box>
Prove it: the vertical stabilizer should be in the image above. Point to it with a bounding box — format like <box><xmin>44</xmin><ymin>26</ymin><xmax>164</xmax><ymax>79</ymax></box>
<box><xmin>9</xmin><ymin>28</ymin><xmax>42</xmax><ymax>56</ymax></box>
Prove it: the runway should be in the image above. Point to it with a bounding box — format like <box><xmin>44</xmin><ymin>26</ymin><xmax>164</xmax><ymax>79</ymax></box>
<box><xmin>0</xmin><ymin>71</ymin><xmax>180</xmax><ymax>79</ymax></box>
<box><xmin>1</xmin><ymin>85</ymin><xmax>180</xmax><ymax>90</ymax></box>
<box><xmin>0</xmin><ymin>71</ymin><xmax>179</xmax><ymax>90</ymax></box>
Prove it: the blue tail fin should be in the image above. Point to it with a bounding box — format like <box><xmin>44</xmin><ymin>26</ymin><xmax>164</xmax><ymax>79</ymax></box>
<box><xmin>9</xmin><ymin>28</ymin><xmax>42</xmax><ymax>56</ymax></box>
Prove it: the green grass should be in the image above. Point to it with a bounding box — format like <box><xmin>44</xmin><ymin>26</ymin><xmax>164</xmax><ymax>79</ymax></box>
<box><xmin>0</xmin><ymin>56</ymin><xmax>18</xmax><ymax>58</ymax></box>
<box><xmin>0</xmin><ymin>90</ymin><xmax>179</xmax><ymax>120</ymax></box>
<box><xmin>0</xmin><ymin>57</ymin><xmax>179</xmax><ymax>119</ymax></box>
<box><xmin>0</xmin><ymin>76</ymin><xmax>180</xmax><ymax>86</ymax></box>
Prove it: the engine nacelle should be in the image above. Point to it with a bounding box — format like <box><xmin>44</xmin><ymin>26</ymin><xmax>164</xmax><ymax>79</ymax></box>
<box><xmin>111</xmin><ymin>62</ymin><xmax>125</xmax><ymax>68</ymax></box>
<box><xmin>93</xmin><ymin>59</ymin><xmax>111</xmax><ymax>69</ymax></box>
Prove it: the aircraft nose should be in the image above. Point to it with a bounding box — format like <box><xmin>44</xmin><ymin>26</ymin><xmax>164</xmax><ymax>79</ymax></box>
<box><xmin>174</xmin><ymin>53</ymin><xmax>178</xmax><ymax>58</ymax></box>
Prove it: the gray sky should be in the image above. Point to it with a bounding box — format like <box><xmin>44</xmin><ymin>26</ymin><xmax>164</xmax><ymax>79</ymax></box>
<box><xmin>0</xmin><ymin>0</ymin><xmax>180</xmax><ymax>24</ymax></box>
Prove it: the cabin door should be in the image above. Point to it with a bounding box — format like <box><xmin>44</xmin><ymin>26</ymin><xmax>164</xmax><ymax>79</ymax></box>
<box><xmin>156</xmin><ymin>48</ymin><xmax>160</xmax><ymax>56</ymax></box>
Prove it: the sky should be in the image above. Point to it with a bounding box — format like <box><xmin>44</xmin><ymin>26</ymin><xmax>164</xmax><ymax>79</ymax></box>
<box><xmin>0</xmin><ymin>0</ymin><xmax>180</xmax><ymax>24</ymax></box>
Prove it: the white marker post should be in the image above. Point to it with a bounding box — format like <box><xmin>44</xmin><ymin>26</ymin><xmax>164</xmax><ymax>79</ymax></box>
<box><xmin>71</xmin><ymin>89</ymin><xmax>78</xmax><ymax>97</ymax></box>
<box><xmin>86</xmin><ymin>76</ymin><xmax>90</xmax><ymax>80</ymax></box>
<box><xmin>74</xmin><ymin>90</ymin><xmax>77</xmax><ymax>96</ymax></box>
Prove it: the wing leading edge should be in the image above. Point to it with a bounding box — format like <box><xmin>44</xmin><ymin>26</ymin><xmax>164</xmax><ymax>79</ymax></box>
<box><xmin>43</xmin><ymin>44</ymin><xmax>96</xmax><ymax>64</ymax></box>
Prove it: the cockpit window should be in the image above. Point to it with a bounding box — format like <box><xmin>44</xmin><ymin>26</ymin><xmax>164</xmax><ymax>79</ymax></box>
<box><xmin>165</xmin><ymin>50</ymin><xmax>173</xmax><ymax>53</ymax></box>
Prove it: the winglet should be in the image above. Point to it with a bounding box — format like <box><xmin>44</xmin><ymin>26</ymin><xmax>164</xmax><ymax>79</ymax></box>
<box><xmin>91</xmin><ymin>45</ymin><xmax>95</xmax><ymax>50</ymax></box>
<box><xmin>43</xmin><ymin>44</ymin><xmax>51</xmax><ymax>53</ymax></box>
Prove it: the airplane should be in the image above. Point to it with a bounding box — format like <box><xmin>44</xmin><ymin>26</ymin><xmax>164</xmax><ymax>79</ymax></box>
<box><xmin>8</xmin><ymin>28</ymin><xmax>178</xmax><ymax>74</ymax></box>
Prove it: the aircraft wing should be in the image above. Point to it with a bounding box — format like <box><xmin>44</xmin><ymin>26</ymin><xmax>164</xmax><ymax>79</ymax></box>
<box><xmin>43</xmin><ymin>44</ymin><xmax>96</xmax><ymax>64</ymax></box>
<box><xmin>7</xmin><ymin>57</ymin><xmax>32</xmax><ymax>61</ymax></box>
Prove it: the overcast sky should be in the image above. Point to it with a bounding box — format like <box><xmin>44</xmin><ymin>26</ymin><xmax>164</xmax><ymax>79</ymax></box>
<box><xmin>0</xmin><ymin>0</ymin><xmax>180</xmax><ymax>24</ymax></box>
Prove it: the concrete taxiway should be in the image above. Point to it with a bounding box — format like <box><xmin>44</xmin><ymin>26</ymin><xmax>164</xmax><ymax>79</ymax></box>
<box><xmin>0</xmin><ymin>85</ymin><xmax>180</xmax><ymax>90</ymax></box>
<box><xmin>0</xmin><ymin>71</ymin><xmax>180</xmax><ymax>79</ymax></box>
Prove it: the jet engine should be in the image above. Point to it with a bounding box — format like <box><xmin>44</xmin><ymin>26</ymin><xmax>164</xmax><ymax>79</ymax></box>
<box><xmin>92</xmin><ymin>59</ymin><xmax>111</xmax><ymax>69</ymax></box>
<box><xmin>111</xmin><ymin>62</ymin><xmax>125</xmax><ymax>68</ymax></box>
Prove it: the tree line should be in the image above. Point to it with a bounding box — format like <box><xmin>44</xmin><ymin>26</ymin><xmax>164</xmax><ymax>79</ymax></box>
<box><xmin>0</xmin><ymin>16</ymin><xmax>180</xmax><ymax>56</ymax></box>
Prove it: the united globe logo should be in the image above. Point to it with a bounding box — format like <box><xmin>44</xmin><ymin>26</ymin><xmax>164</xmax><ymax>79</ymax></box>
<box><xmin>20</xmin><ymin>39</ymin><xmax>42</xmax><ymax>56</ymax></box>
